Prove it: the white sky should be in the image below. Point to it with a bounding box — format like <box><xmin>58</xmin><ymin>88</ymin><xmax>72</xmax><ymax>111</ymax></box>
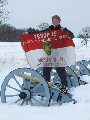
<box><xmin>6</xmin><ymin>0</ymin><xmax>90</xmax><ymax>36</ymax></box>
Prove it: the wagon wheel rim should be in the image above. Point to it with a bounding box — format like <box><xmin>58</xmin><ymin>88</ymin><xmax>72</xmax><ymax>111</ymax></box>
<box><xmin>1</xmin><ymin>68</ymin><xmax>50</xmax><ymax>106</ymax></box>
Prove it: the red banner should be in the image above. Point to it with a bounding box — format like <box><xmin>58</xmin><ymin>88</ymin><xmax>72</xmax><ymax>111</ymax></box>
<box><xmin>21</xmin><ymin>29</ymin><xmax>75</xmax><ymax>52</ymax></box>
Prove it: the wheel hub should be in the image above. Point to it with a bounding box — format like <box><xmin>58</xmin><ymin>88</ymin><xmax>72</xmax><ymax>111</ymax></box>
<box><xmin>19</xmin><ymin>92</ymin><xmax>27</xmax><ymax>99</ymax></box>
<box><xmin>19</xmin><ymin>90</ymin><xmax>30</xmax><ymax>100</ymax></box>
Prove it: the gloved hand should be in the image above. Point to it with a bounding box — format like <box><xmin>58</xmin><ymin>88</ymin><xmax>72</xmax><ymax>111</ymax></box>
<box><xmin>61</xmin><ymin>27</ymin><xmax>68</xmax><ymax>31</ymax></box>
<box><xmin>23</xmin><ymin>32</ymin><xmax>28</xmax><ymax>35</ymax></box>
<box><xmin>63</xmin><ymin>27</ymin><xmax>68</xmax><ymax>31</ymax></box>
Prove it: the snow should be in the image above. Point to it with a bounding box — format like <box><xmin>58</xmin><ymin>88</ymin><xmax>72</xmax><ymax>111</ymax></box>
<box><xmin>0</xmin><ymin>38</ymin><xmax>90</xmax><ymax>120</ymax></box>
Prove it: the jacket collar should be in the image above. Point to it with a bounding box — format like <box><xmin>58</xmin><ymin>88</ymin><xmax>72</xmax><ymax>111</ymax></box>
<box><xmin>49</xmin><ymin>24</ymin><xmax>61</xmax><ymax>30</ymax></box>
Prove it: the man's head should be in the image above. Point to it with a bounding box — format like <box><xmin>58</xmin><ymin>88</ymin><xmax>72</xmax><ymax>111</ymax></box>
<box><xmin>51</xmin><ymin>15</ymin><xmax>61</xmax><ymax>27</ymax></box>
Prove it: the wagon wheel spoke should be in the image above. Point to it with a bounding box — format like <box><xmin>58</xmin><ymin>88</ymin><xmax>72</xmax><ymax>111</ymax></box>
<box><xmin>32</xmin><ymin>93</ymin><xmax>46</xmax><ymax>96</ymax></box>
<box><xmin>29</xmin><ymin>99</ymin><xmax>34</xmax><ymax>106</ymax></box>
<box><xmin>28</xmin><ymin>75</ymin><xmax>33</xmax><ymax>88</ymax></box>
<box><xmin>32</xmin><ymin>96</ymin><xmax>44</xmax><ymax>106</ymax></box>
<box><xmin>30</xmin><ymin>82</ymin><xmax>41</xmax><ymax>92</ymax></box>
<box><xmin>21</xmin><ymin>72</ymin><xmax>26</xmax><ymax>85</ymax></box>
<box><xmin>12</xmin><ymin>76</ymin><xmax>22</xmax><ymax>89</ymax></box>
<box><xmin>6</xmin><ymin>94</ymin><xmax>19</xmax><ymax>97</ymax></box>
<box><xmin>20</xmin><ymin>100</ymin><xmax>25</xmax><ymax>106</ymax></box>
<box><xmin>14</xmin><ymin>98</ymin><xmax>22</xmax><ymax>103</ymax></box>
<box><xmin>26</xmin><ymin>100</ymin><xmax>28</xmax><ymax>105</ymax></box>
<box><xmin>7</xmin><ymin>85</ymin><xmax>21</xmax><ymax>92</ymax></box>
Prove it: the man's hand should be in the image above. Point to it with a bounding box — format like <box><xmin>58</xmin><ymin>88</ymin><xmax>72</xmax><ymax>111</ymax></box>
<box><xmin>23</xmin><ymin>32</ymin><xmax>28</xmax><ymax>35</ymax></box>
<box><xmin>61</xmin><ymin>27</ymin><xmax>68</xmax><ymax>31</ymax></box>
<box><xmin>61</xmin><ymin>27</ymin><xmax>64</xmax><ymax>30</ymax></box>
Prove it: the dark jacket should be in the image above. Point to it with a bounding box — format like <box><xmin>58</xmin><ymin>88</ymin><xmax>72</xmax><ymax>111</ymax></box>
<box><xmin>28</xmin><ymin>24</ymin><xmax>74</xmax><ymax>39</ymax></box>
<box><xmin>45</xmin><ymin>25</ymin><xmax>74</xmax><ymax>39</ymax></box>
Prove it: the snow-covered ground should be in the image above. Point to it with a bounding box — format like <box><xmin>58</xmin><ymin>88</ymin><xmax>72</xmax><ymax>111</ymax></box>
<box><xmin>0</xmin><ymin>38</ymin><xmax>90</xmax><ymax>120</ymax></box>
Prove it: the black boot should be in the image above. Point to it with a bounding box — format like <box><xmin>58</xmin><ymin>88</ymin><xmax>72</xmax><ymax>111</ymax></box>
<box><xmin>60</xmin><ymin>86</ymin><xmax>68</xmax><ymax>94</ymax></box>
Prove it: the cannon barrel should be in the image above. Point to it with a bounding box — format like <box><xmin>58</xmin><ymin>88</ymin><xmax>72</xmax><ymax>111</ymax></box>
<box><xmin>16</xmin><ymin>73</ymin><xmax>40</xmax><ymax>84</ymax></box>
<box><xmin>53</xmin><ymin>68</ymin><xmax>80</xmax><ymax>77</ymax></box>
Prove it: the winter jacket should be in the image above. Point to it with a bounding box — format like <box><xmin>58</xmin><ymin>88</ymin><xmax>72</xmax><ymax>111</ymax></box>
<box><xmin>28</xmin><ymin>24</ymin><xmax>74</xmax><ymax>39</ymax></box>
<box><xmin>45</xmin><ymin>24</ymin><xmax>74</xmax><ymax>39</ymax></box>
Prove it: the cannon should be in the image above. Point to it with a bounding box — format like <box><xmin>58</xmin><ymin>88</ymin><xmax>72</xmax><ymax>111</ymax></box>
<box><xmin>1</xmin><ymin>61</ymin><xmax>89</xmax><ymax>106</ymax></box>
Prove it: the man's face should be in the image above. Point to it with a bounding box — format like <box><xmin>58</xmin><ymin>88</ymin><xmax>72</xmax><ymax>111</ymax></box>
<box><xmin>52</xmin><ymin>19</ymin><xmax>60</xmax><ymax>27</ymax></box>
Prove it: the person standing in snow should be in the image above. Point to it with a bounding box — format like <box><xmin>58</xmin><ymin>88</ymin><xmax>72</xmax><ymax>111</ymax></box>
<box><xmin>23</xmin><ymin>15</ymin><xmax>74</xmax><ymax>93</ymax></box>
<box><xmin>42</xmin><ymin>15</ymin><xmax>74</xmax><ymax>93</ymax></box>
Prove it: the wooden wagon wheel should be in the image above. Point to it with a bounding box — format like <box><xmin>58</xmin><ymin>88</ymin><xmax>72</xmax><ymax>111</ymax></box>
<box><xmin>1</xmin><ymin>68</ymin><xmax>50</xmax><ymax>106</ymax></box>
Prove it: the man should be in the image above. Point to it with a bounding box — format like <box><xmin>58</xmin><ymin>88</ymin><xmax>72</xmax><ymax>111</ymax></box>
<box><xmin>42</xmin><ymin>15</ymin><xmax>74</xmax><ymax>93</ymax></box>
<box><xmin>24</xmin><ymin>15</ymin><xmax>74</xmax><ymax>93</ymax></box>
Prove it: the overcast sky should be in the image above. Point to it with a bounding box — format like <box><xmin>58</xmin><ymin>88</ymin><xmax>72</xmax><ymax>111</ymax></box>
<box><xmin>6</xmin><ymin>0</ymin><xmax>90</xmax><ymax>36</ymax></box>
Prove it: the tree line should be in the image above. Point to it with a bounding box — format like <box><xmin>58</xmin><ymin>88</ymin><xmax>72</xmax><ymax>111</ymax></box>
<box><xmin>0</xmin><ymin>22</ymin><xmax>50</xmax><ymax>42</ymax></box>
<box><xmin>0</xmin><ymin>24</ymin><xmax>27</xmax><ymax>42</ymax></box>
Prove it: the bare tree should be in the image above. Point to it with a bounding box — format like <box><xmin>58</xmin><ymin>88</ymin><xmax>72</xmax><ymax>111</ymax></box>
<box><xmin>82</xmin><ymin>26</ymin><xmax>90</xmax><ymax>38</ymax></box>
<box><xmin>37</xmin><ymin>22</ymin><xmax>49</xmax><ymax>31</ymax></box>
<box><xmin>0</xmin><ymin>0</ymin><xmax>9</xmax><ymax>24</ymax></box>
<box><xmin>77</xmin><ymin>26</ymin><xmax>90</xmax><ymax>47</ymax></box>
